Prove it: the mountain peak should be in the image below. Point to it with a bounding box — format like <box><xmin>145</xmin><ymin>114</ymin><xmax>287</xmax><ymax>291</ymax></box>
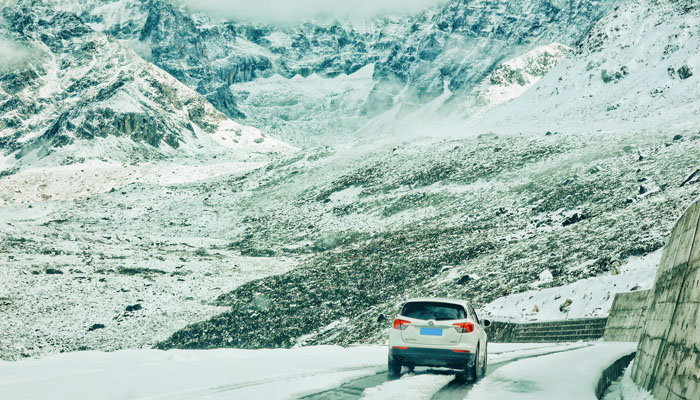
<box><xmin>0</xmin><ymin>1</ymin><xmax>294</xmax><ymax>170</ymax></box>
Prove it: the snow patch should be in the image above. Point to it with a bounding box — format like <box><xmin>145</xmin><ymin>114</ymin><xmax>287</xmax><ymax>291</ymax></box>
<box><xmin>329</xmin><ymin>186</ymin><xmax>364</xmax><ymax>204</ymax></box>
<box><xmin>362</xmin><ymin>373</ymin><xmax>452</xmax><ymax>400</ymax></box>
<box><xmin>231</xmin><ymin>64</ymin><xmax>375</xmax><ymax>146</ymax></box>
<box><xmin>0</xmin><ymin>159</ymin><xmax>268</xmax><ymax>205</ymax></box>
<box><xmin>480</xmin><ymin>250</ymin><xmax>662</xmax><ymax>322</ymax></box>
<box><xmin>602</xmin><ymin>361</ymin><xmax>654</xmax><ymax>400</ymax></box>
<box><xmin>469</xmin><ymin>0</ymin><xmax>700</xmax><ymax>135</ymax></box>
<box><xmin>473</xmin><ymin>43</ymin><xmax>573</xmax><ymax>108</ymax></box>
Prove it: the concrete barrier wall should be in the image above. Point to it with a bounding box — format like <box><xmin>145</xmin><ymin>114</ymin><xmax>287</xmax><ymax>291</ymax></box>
<box><xmin>597</xmin><ymin>352</ymin><xmax>637</xmax><ymax>399</ymax></box>
<box><xmin>632</xmin><ymin>200</ymin><xmax>700</xmax><ymax>400</ymax></box>
<box><xmin>488</xmin><ymin>317</ymin><xmax>607</xmax><ymax>343</ymax></box>
<box><xmin>603</xmin><ymin>290</ymin><xmax>651</xmax><ymax>342</ymax></box>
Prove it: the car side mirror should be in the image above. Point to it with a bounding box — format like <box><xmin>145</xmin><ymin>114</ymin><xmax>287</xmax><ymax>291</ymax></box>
<box><xmin>481</xmin><ymin>319</ymin><xmax>491</xmax><ymax>328</ymax></box>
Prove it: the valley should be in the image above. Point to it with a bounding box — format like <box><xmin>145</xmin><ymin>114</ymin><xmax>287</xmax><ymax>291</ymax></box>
<box><xmin>1</xmin><ymin>3</ymin><xmax>699</xmax><ymax>391</ymax></box>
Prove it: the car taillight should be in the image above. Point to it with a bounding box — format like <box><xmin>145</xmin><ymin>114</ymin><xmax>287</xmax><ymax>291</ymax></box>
<box><xmin>393</xmin><ymin>319</ymin><xmax>411</xmax><ymax>330</ymax></box>
<box><xmin>453</xmin><ymin>322</ymin><xmax>474</xmax><ymax>333</ymax></box>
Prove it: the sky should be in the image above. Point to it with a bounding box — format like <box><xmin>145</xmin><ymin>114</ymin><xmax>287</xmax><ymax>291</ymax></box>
<box><xmin>178</xmin><ymin>0</ymin><xmax>448</xmax><ymax>24</ymax></box>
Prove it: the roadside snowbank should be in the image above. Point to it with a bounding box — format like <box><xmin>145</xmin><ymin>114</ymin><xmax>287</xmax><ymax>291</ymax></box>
<box><xmin>602</xmin><ymin>361</ymin><xmax>654</xmax><ymax>400</ymax></box>
<box><xmin>466</xmin><ymin>342</ymin><xmax>638</xmax><ymax>400</ymax></box>
<box><xmin>480</xmin><ymin>250</ymin><xmax>661</xmax><ymax>322</ymax></box>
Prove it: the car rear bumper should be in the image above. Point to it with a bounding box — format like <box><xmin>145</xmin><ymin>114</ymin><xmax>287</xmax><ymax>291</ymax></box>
<box><xmin>389</xmin><ymin>347</ymin><xmax>475</xmax><ymax>369</ymax></box>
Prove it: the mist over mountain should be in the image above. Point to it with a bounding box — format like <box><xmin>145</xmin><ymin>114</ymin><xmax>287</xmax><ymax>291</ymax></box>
<box><xmin>175</xmin><ymin>0</ymin><xmax>449</xmax><ymax>24</ymax></box>
<box><xmin>0</xmin><ymin>37</ymin><xmax>35</xmax><ymax>70</ymax></box>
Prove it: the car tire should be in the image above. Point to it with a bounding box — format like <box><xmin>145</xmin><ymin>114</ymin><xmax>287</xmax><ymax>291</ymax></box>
<box><xmin>481</xmin><ymin>343</ymin><xmax>488</xmax><ymax>377</ymax></box>
<box><xmin>388</xmin><ymin>359</ymin><xmax>402</xmax><ymax>378</ymax></box>
<box><xmin>466</xmin><ymin>346</ymin><xmax>479</xmax><ymax>382</ymax></box>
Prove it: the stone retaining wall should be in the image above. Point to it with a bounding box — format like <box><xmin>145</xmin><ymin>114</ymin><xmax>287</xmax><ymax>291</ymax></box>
<box><xmin>603</xmin><ymin>290</ymin><xmax>651</xmax><ymax>342</ymax></box>
<box><xmin>488</xmin><ymin>317</ymin><xmax>607</xmax><ymax>343</ymax></box>
<box><xmin>632</xmin><ymin>200</ymin><xmax>700</xmax><ymax>400</ymax></box>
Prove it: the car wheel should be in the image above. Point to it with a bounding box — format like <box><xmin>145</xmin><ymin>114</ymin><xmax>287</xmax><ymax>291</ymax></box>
<box><xmin>481</xmin><ymin>343</ymin><xmax>488</xmax><ymax>377</ymax></box>
<box><xmin>388</xmin><ymin>359</ymin><xmax>402</xmax><ymax>378</ymax></box>
<box><xmin>466</xmin><ymin>346</ymin><xmax>479</xmax><ymax>382</ymax></box>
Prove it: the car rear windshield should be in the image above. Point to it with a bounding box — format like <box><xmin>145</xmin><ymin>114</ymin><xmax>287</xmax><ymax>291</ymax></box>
<box><xmin>400</xmin><ymin>301</ymin><xmax>467</xmax><ymax>321</ymax></box>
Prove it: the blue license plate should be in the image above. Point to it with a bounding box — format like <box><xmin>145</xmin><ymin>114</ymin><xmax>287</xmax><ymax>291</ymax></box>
<box><xmin>420</xmin><ymin>328</ymin><xmax>443</xmax><ymax>336</ymax></box>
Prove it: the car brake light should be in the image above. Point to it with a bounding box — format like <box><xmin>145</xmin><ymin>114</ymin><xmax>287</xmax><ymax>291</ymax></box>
<box><xmin>453</xmin><ymin>322</ymin><xmax>474</xmax><ymax>333</ymax></box>
<box><xmin>392</xmin><ymin>346</ymin><xmax>408</xmax><ymax>350</ymax></box>
<box><xmin>393</xmin><ymin>319</ymin><xmax>411</xmax><ymax>330</ymax></box>
<box><xmin>452</xmin><ymin>349</ymin><xmax>470</xmax><ymax>353</ymax></box>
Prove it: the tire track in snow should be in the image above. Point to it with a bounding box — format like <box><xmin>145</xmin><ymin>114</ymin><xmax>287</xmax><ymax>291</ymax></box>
<box><xmin>432</xmin><ymin>343</ymin><xmax>592</xmax><ymax>400</ymax></box>
<box><xmin>139</xmin><ymin>365</ymin><xmax>382</xmax><ymax>400</ymax></box>
<box><xmin>301</xmin><ymin>343</ymin><xmax>591</xmax><ymax>400</ymax></box>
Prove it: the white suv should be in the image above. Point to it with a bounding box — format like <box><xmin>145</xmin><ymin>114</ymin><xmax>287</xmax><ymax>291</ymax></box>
<box><xmin>387</xmin><ymin>298</ymin><xmax>490</xmax><ymax>380</ymax></box>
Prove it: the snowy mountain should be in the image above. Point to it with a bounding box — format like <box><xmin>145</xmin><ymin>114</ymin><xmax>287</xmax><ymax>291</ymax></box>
<box><xmin>156</xmin><ymin>128</ymin><xmax>700</xmax><ymax>351</ymax></box>
<box><xmin>11</xmin><ymin>0</ymin><xmax>692</xmax><ymax>149</ymax></box>
<box><xmin>55</xmin><ymin>0</ymin><xmax>407</xmax><ymax>127</ymax></box>
<box><xmin>2</xmin><ymin>0</ymin><xmax>700</xmax><ymax>364</ymax></box>
<box><xmin>467</xmin><ymin>43</ymin><xmax>573</xmax><ymax>113</ymax></box>
<box><xmin>468</xmin><ymin>0</ymin><xmax>700</xmax><ymax>134</ymax></box>
<box><xmin>363</xmin><ymin>0</ymin><xmax>620</xmax><ymax>116</ymax></box>
<box><xmin>151</xmin><ymin>0</ymin><xmax>700</xmax><ymax>351</ymax></box>
<box><xmin>49</xmin><ymin>0</ymin><xmax>622</xmax><ymax>145</ymax></box>
<box><xmin>0</xmin><ymin>0</ymin><xmax>292</xmax><ymax>175</ymax></box>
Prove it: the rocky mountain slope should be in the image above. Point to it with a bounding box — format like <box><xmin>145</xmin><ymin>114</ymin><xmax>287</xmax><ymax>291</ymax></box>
<box><xmin>2</xmin><ymin>0</ymin><xmax>700</xmax><ymax>361</ymax></box>
<box><xmin>55</xmin><ymin>0</ymin><xmax>408</xmax><ymax>131</ymax></box>
<box><xmin>153</xmin><ymin>128</ymin><xmax>700</xmax><ymax>351</ymax></box>
<box><xmin>52</xmin><ymin>0</ymin><xmax>622</xmax><ymax>145</ymax></box>
<box><xmin>363</xmin><ymin>0</ymin><xmax>621</xmax><ymax>116</ymax></box>
<box><xmin>26</xmin><ymin>0</ymin><xmax>692</xmax><ymax>146</ymax></box>
<box><xmin>0</xmin><ymin>0</ymin><xmax>292</xmax><ymax>175</ymax></box>
<box><xmin>5</xmin><ymin>118</ymin><xmax>700</xmax><ymax>359</ymax></box>
<box><xmin>0</xmin><ymin>2</ymin><xmax>301</xmax><ymax>359</ymax></box>
<box><xmin>152</xmin><ymin>0</ymin><xmax>700</xmax><ymax>351</ymax></box>
<box><xmin>468</xmin><ymin>0</ymin><xmax>700</xmax><ymax>134</ymax></box>
<box><xmin>466</xmin><ymin>43</ymin><xmax>573</xmax><ymax>115</ymax></box>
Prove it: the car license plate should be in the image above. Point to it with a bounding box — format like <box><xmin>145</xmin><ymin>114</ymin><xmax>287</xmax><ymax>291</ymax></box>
<box><xmin>420</xmin><ymin>328</ymin><xmax>442</xmax><ymax>336</ymax></box>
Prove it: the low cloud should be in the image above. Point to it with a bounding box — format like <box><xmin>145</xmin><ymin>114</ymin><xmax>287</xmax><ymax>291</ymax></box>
<box><xmin>178</xmin><ymin>0</ymin><xmax>447</xmax><ymax>24</ymax></box>
<box><xmin>0</xmin><ymin>38</ymin><xmax>33</xmax><ymax>69</ymax></box>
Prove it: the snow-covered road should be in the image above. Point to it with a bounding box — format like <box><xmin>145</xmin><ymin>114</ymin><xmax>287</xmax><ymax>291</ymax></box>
<box><xmin>0</xmin><ymin>342</ymin><xmax>637</xmax><ymax>400</ymax></box>
<box><xmin>0</xmin><ymin>346</ymin><xmax>383</xmax><ymax>400</ymax></box>
<box><xmin>304</xmin><ymin>342</ymin><xmax>591</xmax><ymax>400</ymax></box>
<box><xmin>466</xmin><ymin>342</ymin><xmax>637</xmax><ymax>400</ymax></box>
